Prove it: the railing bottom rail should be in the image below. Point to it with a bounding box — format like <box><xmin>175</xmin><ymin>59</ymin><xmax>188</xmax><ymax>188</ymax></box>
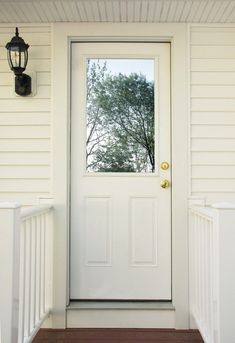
<box><xmin>23</xmin><ymin>310</ymin><xmax>50</xmax><ymax>343</ymax></box>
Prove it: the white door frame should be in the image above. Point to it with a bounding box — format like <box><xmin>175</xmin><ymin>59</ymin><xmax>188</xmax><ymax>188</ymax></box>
<box><xmin>52</xmin><ymin>23</ymin><xmax>189</xmax><ymax>329</ymax></box>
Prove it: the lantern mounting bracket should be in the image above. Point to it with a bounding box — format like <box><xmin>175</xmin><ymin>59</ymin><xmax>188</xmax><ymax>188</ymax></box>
<box><xmin>15</xmin><ymin>74</ymin><xmax>31</xmax><ymax>96</ymax></box>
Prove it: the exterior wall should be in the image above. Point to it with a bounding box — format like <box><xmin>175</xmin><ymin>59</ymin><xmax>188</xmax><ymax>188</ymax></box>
<box><xmin>0</xmin><ymin>24</ymin><xmax>51</xmax><ymax>206</ymax></box>
<box><xmin>0</xmin><ymin>23</ymin><xmax>234</xmax><ymax>206</ymax></box>
<box><xmin>0</xmin><ymin>22</ymin><xmax>235</xmax><ymax>329</ymax></box>
<box><xmin>190</xmin><ymin>25</ymin><xmax>235</xmax><ymax>205</ymax></box>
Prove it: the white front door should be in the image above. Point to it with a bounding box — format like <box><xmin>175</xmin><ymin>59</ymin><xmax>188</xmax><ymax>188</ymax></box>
<box><xmin>70</xmin><ymin>42</ymin><xmax>171</xmax><ymax>300</ymax></box>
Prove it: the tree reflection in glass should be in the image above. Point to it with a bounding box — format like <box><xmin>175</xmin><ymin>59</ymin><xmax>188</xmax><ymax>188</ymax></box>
<box><xmin>86</xmin><ymin>59</ymin><xmax>155</xmax><ymax>173</ymax></box>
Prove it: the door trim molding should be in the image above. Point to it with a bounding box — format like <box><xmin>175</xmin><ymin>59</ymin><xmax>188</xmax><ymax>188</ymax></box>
<box><xmin>52</xmin><ymin>23</ymin><xmax>189</xmax><ymax>329</ymax></box>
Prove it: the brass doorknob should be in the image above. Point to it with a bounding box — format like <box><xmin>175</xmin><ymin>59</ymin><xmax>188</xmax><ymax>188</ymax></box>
<box><xmin>160</xmin><ymin>179</ymin><xmax>170</xmax><ymax>189</ymax></box>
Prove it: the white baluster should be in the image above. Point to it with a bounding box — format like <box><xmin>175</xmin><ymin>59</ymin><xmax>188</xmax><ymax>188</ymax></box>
<box><xmin>35</xmin><ymin>215</ymin><xmax>41</xmax><ymax>323</ymax></box>
<box><xmin>209</xmin><ymin>220</ymin><xmax>214</xmax><ymax>342</ymax></box>
<box><xmin>42</xmin><ymin>214</ymin><xmax>46</xmax><ymax>315</ymax></box>
<box><xmin>24</xmin><ymin>219</ymin><xmax>31</xmax><ymax>338</ymax></box>
<box><xmin>33</xmin><ymin>216</ymin><xmax>37</xmax><ymax>329</ymax></box>
<box><xmin>28</xmin><ymin>217</ymin><xmax>34</xmax><ymax>333</ymax></box>
<box><xmin>18</xmin><ymin>222</ymin><xmax>26</xmax><ymax>343</ymax></box>
<box><xmin>40</xmin><ymin>215</ymin><xmax>44</xmax><ymax>317</ymax></box>
<box><xmin>45</xmin><ymin>210</ymin><xmax>53</xmax><ymax>312</ymax></box>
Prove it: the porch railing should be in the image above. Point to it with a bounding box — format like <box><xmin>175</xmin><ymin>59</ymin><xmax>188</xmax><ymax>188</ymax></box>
<box><xmin>189</xmin><ymin>204</ymin><xmax>235</xmax><ymax>343</ymax></box>
<box><xmin>0</xmin><ymin>203</ymin><xmax>53</xmax><ymax>343</ymax></box>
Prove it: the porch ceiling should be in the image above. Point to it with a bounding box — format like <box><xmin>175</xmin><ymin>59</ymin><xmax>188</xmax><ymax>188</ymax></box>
<box><xmin>0</xmin><ymin>0</ymin><xmax>235</xmax><ymax>24</ymax></box>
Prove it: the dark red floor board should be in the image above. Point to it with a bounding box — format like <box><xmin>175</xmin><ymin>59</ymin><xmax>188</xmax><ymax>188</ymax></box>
<box><xmin>33</xmin><ymin>328</ymin><xmax>204</xmax><ymax>343</ymax></box>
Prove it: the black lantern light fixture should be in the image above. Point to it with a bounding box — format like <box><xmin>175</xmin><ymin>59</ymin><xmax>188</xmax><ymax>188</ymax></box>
<box><xmin>5</xmin><ymin>27</ymin><xmax>31</xmax><ymax>96</ymax></box>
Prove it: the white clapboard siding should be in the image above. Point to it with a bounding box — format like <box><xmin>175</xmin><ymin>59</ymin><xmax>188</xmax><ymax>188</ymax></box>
<box><xmin>0</xmin><ymin>126</ymin><xmax>50</xmax><ymax>139</ymax></box>
<box><xmin>192</xmin><ymin>151</ymin><xmax>235</xmax><ymax>165</ymax></box>
<box><xmin>0</xmin><ymin>59</ymin><xmax>50</xmax><ymax>72</ymax></box>
<box><xmin>190</xmin><ymin>26</ymin><xmax>235</xmax><ymax>204</ymax></box>
<box><xmin>191</xmin><ymin>59</ymin><xmax>235</xmax><ymax>72</ymax></box>
<box><xmin>0</xmin><ymin>72</ymin><xmax>50</xmax><ymax>86</ymax></box>
<box><xmin>192</xmin><ymin>112</ymin><xmax>235</xmax><ymax>124</ymax></box>
<box><xmin>191</xmin><ymin>86</ymin><xmax>235</xmax><ymax>99</ymax></box>
<box><xmin>0</xmin><ymin>179</ymin><xmax>50</xmax><ymax>192</ymax></box>
<box><xmin>0</xmin><ymin>139</ymin><xmax>50</xmax><ymax>152</ymax></box>
<box><xmin>0</xmin><ymin>112</ymin><xmax>50</xmax><ymax>125</ymax></box>
<box><xmin>0</xmin><ymin>166</ymin><xmax>50</xmax><ymax>178</ymax></box>
<box><xmin>0</xmin><ymin>85</ymin><xmax>51</xmax><ymax>99</ymax></box>
<box><xmin>192</xmin><ymin>138</ymin><xmax>235</xmax><ymax>152</ymax></box>
<box><xmin>0</xmin><ymin>99</ymin><xmax>51</xmax><ymax>112</ymax></box>
<box><xmin>0</xmin><ymin>193</ymin><xmax>50</xmax><ymax>205</ymax></box>
<box><xmin>0</xmin><ymin>45</ymin><xmax>50</xmax><ymax>60</ymax></box>
<box><xmin>195</xmin><ymin>193</ymin><xmax>235</xmax><ymax>204</ymax></box>
<box><xmin>192</xmin><ymin>179</ymin><xmax>235</xmax><ymax>192</ymax></box>
<box><xmin>0</xmin><ymin>25</ymin><xmax>51</xmax><ymax>206</ymax></box>
<box><xmin>191</xmin><ymin>45</ymin><xmax>235</xmax><ymax>59</ymax></box>
<box><xmin>191</xmin><ymin>31</ymin><xmax>235</xmax><ymax>45</ymax></box>
<box><xmin>192</xmin><ymin>125</ymin><xmax>235</xmax><ymax>138</ymax></box>
<box><xmin>191</xmin><ymin>72</ymin><xmax>235</xmax><ymax>85</ymax></box>
<box><xmin>0</xmin><ymin>32</ymin><xmax>50</xmax><ymax>45</ymax></box>
<box><xmin>192</xmin><ymin>165</ymin><xmax>235</xmax><ymax>178</ymax></box>
<box><xmin>0</xmin><ymin>152</ymin><xmax>50</xmax><ymax>164</ymax></box>
<box><xmin>191</xmin><ymin>99</ymin><xmax>235</xmax><ymax>112</ymax></box>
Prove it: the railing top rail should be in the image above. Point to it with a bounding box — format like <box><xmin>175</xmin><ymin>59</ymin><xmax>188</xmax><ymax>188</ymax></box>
<box><xmin>211</xmin><ymin>202</ymin><xmax>235</xmax><ymax>209</ymax></box>
<box><xmin>21</xmin><ymin>204</ymin><xmax>53</xmax><ymax>221</ymax></box>
<box><xmin>190</xmin><ymin>202</ymin><xmax>235</xmax><ymax>222</ymax></box>
<box><xmin>0</xmin><ymin>202</ymin><xmax>21</xmax><ymax>209</ymax></box>
<box><xmin>189</xmin><ymin>205</ymin><xmax>215</xmax><ymax>219</ymax></box>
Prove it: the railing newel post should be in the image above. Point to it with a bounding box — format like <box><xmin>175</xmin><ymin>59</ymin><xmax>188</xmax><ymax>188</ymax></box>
<box><xmin>0</xmin><ymin>202</ymin><xmax>21</xmax><ymax>343</ymax></box>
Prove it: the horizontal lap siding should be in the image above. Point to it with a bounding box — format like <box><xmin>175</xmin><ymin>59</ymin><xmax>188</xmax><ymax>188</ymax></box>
<box><xmin>0</xmin><ymin>25</ymin><xmax>51</xmax><ymax>206</ymax></box>
<box><xmin>191</xmin><ymin>26</ymin><xmax>235</xmax><ymax>204</ymax></box>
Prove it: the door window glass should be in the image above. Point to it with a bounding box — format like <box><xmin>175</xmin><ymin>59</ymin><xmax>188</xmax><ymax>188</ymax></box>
<box><xmin>86</xmin><ymin>58</ymin><xmax>155</xmax><ymax>173</ymax></box>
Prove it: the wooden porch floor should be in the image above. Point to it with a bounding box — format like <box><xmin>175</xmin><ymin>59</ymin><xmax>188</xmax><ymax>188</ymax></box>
<box><xmin>33</xmin><ymin>329</ymin><xmax>203</xmax><ymax>342</ymax></box>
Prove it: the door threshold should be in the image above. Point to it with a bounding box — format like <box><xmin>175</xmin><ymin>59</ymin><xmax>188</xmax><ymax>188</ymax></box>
<box><xmin>67</xmin><ymin>300</ymin><xmax>175</xmax><ymax>311</ymax></box>
<box><xmin>66</xmin><ymin>300</ymin><xmax>175</xmax><ymax>328</ymax></box>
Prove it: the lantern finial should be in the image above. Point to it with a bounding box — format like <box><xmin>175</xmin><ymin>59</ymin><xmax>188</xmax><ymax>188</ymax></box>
<box><xmin>15</xmin><ymin>27</ymin><xmax>19</xmax><ymax>36</ymax></box>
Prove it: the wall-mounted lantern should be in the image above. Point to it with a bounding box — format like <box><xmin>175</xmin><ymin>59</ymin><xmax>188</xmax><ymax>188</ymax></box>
<box><xmin>5</xmin><ymin>27</ymin><xmax>31</xmax><ymax>96</ymax></box>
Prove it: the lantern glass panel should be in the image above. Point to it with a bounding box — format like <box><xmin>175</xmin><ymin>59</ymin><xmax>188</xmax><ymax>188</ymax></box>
<box><xmin>11</xmin><ymin>47</ymin><xmax>20</xmax><ymax>68</ymax></box>
<box><xmin>9</xmin><ymin>48</ymin><xmax>28</xmax><ymax>70</ymax></box>
<box><xmin>21</xmin><ymin>50</ymin><xmax>28</xmax><ymax>69</ymax></box>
